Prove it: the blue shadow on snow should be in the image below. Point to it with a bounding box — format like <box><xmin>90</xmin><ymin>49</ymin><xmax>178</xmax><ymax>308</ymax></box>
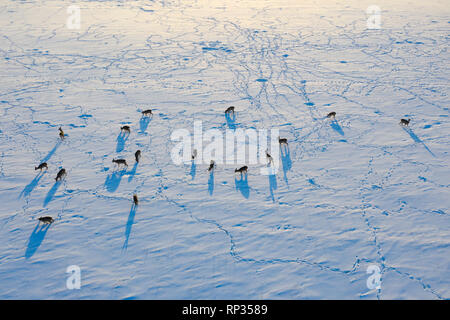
<box><xmin>20</xmin><ymin>172</ymin><xmax>44</xmax><ymax>198</ymax></box>
<box><xmin>122</xmin><ymin>204</ymin><xmax>137</xmax><ymax>251</ymax></box>
<box><xmin>139</xmin><ymin>116</ymin><xmax>152</xmax><ymax>133</ymax></box>
<box><xmin>402</xmin><ymin>127</ymin><xmax>435</xmax><ymax>157</ymax></box>
<box><xmin>235</xmin><ymin>174</ymin><xmax>250</xmax><ymax>199</ymax></box>
<box><xmin>105</xmin><ymin>170</ymin><xmax>125</xmax><ymax>192</ymax></box>
<box><xmin>41</xmin><ymin>140</ymin><xmax>61</xmax><ymax>163</ymax></box>
<box><xmin>208</xmin><ymin>170</ymin><xmax>214</xmax><ymax>195</ymax></box>
<box><xmin>116</xmin><ymin>132</ymin><xmax>129</xmax><ymax>153</ymax></box>
<box><xmin>280</xmin><ymin>145</ymin><xmax>292</xmax><ymax>186</ymax></box>
<box><xmin>330</xmin><ymin>120</ymin><xmax>344</xmax><ymax>136</ymax></box>
<box><xmin>43</xmin><ymin>180</ymin><xmax>62</xmax><ymax>207</ymax></box>
<box><xmin>189</xmin><ymin>160</ymin><xmax>196</xmax><ymax>180</ymax></box>
<box><xmin>25</xmin><ymin>223</ymin><xmax>51</xmax><ymax>259</ymax></box>
<box><xmin>225</xmin><ymin>112</ymin><xmax>236</xmax><ymax>130</ymax></box>
<box><xmin>268</xmin><ymin>173</ymin><xmax>277</xmax><ymax>202</ymax></box>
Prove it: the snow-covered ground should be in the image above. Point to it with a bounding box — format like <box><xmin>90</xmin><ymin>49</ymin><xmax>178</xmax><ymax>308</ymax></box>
<box><xmin>0</xmin><ymin>0</ymin><xmax>449</xmax><ymax>299</ymax></box>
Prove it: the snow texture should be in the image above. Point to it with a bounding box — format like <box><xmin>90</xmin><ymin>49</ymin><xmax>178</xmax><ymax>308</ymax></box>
<box><xmin>0</xmin><ymin>0</ymin><xmax>449</xmax><ymax>299</ymax></box>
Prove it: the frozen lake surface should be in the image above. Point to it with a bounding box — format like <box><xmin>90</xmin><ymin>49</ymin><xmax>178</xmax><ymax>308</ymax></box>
<box><xmin>0</xmin><ymin>0</ymin><xmax>449</xmax><ymax>299</ymax></box>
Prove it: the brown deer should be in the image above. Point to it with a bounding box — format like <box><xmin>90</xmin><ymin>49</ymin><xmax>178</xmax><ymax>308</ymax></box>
<box><xmin>55</xmin><ymin>168</ymin><xmax>66</xmax><ymax>181</ymax></box>
<box><xmin>35</xmin><ymin>162</ymin><xmax>48</xmax><ymax>171</ymax></box>
<box><xmin>142</xmin><ymin>109</ymin><xmax>152</xmax><ymax>116</ymax></box>
<box><xmin>120</xmin><ymin>125</ymin><xmax>131</xmax><ymax>133</ymax></box>
<box><xmin>278</xmin><ymin>137</ymin><xmax>288</xmax><ymax>145</ymax></box>
<box><xmin>112</xmin><ymin>159</ymin><xmax>128</xmax><ymax>168</ymax></box>
<box><xmin>399</xmin><ymin>119</ymin><xmax>410</xmax><ymax>126</ymax></box>
<box><xmin>225</xmin><ymin>106</ymin><xmax>235</xmax><ymax>115</ymax></box>
<box><xmin>59</xmin><ymin>127</ymin><xmax>65</xmax><ymax>140</ymax></box>
<box><xmin>235</xmin><ymin>166</ymin><xmax>248</xmax><ymax>175</ymax></box>
<box><xmin>266</xmin><ymin>150</ymin><xmax>273</xmax><ymax>164</ymax></box>
<box><xmin>208</xmin><ymin>160</ymin><xmax>215</xmax><ymax>172</ymax></box>
<box><xmin>38</xmin><ymin>216</ymin><xmax>54</xmax><ymax>224</ymax></box>
<box><xmin>135</xmin><ymin>150</ymin><xmax>141</xmax><ymax>163</ymax></box>
<box><xmin>191</xmin><ymin>149</ymin><xmax>197</xmax><ymax>160</ymax></box>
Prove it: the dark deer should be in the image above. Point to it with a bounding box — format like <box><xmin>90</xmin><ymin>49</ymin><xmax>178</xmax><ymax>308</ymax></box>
<box><xmin>38</xmin><ymin>216</ymin><xmax>54</xmax><ymax>224</ymax></box>
<box><xmin>120</xmin><ymin>125</ymin><xmax>131</xmax><ymax>133</ymax></box>
<box><xmin>112</xmin><ymin>159</ymin><xmax>128</xmax><ymax>168</ymax></box>
<box><xmin>142</xmin><ymin>109</ymin><xmax>152</xmax><ymax>116</ymax></box>
<box><xmin>266</xmin><ymin>150</ymin><xmax>273</xmax><ymax>164</ymax></box>
<box><xmin>400</xmin><ymin>119</ymin><xmax>410</xmax><ymax>126</ymax></box>
<box><xmin>235</xmin><ymin>166</ymin><xmax>248</xmax><ymax>175</ymax></box>
<box><xmin>55</xmin><ymin>168</ymin><xmax>66</xmax><ymax>181</ymax></box>
<box><xmin>208</xmin><ymin>160</ymin><xmax>215</xmax><ymax>172</ymax></box>
<box><xmin>59</xmin><ymin>127</ymin><xmax>65</xmax><ymax>140</ymax></box>
<box><xmin>35</xmin><ymin>162</ymin><xmax>48</xmax><ymax>171</ymax></box>
<box><xmin>225</xmin><ymin>106</ymin><xmax>235</xmax><ymax>115</ymax></box>
<box><xmin>135</xmin><ymin>150</ymin><xmax>141</xmax><ymax>163</ymax></box>
<box><xmin>279</xmin><ymin>137</ymin><xmax>288</xmax><ymax>145</ymax></box>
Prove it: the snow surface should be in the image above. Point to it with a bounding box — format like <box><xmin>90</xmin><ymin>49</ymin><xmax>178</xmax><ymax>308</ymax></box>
<box><xmin>0</xmin><ymin>0</ymin><xmax>449</xmax><ymax>299</ymax></box>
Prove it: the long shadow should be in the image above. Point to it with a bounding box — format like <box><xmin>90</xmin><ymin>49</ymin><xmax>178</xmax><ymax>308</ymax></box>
<box><xmin>105</xmin><ymin>170</ymin><xmax>125</xmax><ymax>192</ymax></box>
<box><xmin>139</xmin><ymin>116</ymin><xmax>152</xmax><ymax>133</ymax></box>
<box><xmin>43</xmin><ymin>180</ymin><xmax>62</xmax><ymax>207</ymax></box>
<box><xmin>189</xmin><ymin>160</ymin><xmax>196</xmax><ymax>180</ymax></box>
<box><xmin>41</xmin><ymin>140</ymin><xmax>61</xmax><ymax>163</ymax></box>
<box><xmin>20</xmin><ymin>172</ymin><xmax>44</xmax><ymax>198</ymax></box>
<box><xmin>268</xmin><ymin>173</ymin><xmax>278</xmax><ymax>202</ymax></box>
<box><xmin>330</xmin><ymin>120</ymin><xmax>344</xmax><ymax>136</ymax></box>
<box><xmin>21</xmin><ymin>141</ymin><xmax>61</xmax><ymax>199</ymax></box>
<box><xmin>208</xmin><ymin>170</ymin><xmax>214</xmax><ymax>195</ymax></box>
<box><xmin>128</xmin><ymin>162</ymin><xmax>138</xmax><ymax>182</ymax></box>
<box><xmin>402</xmin><ymin>127</ymin><xmax>436</xmax><ymax>157</ymax></box>
<box><xmin>280</xmin><ymin>145</ymin><xmax>292</xmax><ymax>186</ymax></box>
<box><xmin>122</xmin><ymin>204</ymin><xmax>137</xmax><ymax>251</ymax></box>
<box><xmin>235</xmin><ymin>174</ymin><xmax>250</xmax><ymax>199</ymax></box>
<box><xmin>116</xmin><ymin>132</ymin><xmax>129</xmax><ymax>153</ymax></box>
<box><xmin>25</xmin><ymin>223</ymin><xmax>51</xmax><ymax>259</ymax></box>
<box><xmin>225</xmin><ymin>112</ymin><xmax>236</xmax><ymax>130</ymax></box>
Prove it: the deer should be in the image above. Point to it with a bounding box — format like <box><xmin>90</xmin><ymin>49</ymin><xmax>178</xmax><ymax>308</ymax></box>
<box><xmin>235</xmin><ymin>166</ymin><xmax>248</xmax><ymax>175</ymax></box>
<box><xmin>55</xmin><ymin>168</ymin><xmax>66</xmax><ymax>181</ymax></box>
<box><xmin>112</xmin><ymin>159</ymin><xmax>128</xmax><ymax>168</ymax></box>
<box><xmin>59</xmin><ymin>127</ymin><xmax>65</xmax><ymax>140</ymax></box>
<box><xmin>120</xmin><ymin>125</ymin><xmax>131</xmax><ymax>134</ymax></box>
<box><xmin>225</xmin><ymin>106</ymin><xmax>235</xmax><ymax>115</ymax></box>
<box><xmin>208</xmin><ymin>160</ymin><xmax>215</xmax><ymax>172</ymax></box>
<box><xmin>278</xmin><ymin>137</ymin><xmax>288</xmax><ymax>145</ymax></box>
<box><xmin>35</xmin><ymin>162</ymin><xmax>48</xmax><ymax>171</ymax></box>
<box><xmin>135</xmin><ymin>150</ymin><xmax>141</xmax><ymax>163</ymax></box>
<box><xmin>142</xmin><ymin>109</ymin><xmax>152</xmax><ymax>116</ymax></box>
<box><xmin>38</xmin><ymin>216</ymin><xmax>54</xmax><ymax>224</ymax></box>
<box><xmin>399</xmin><ymin>119</ymin><xmax>411</xmax><ymax>126</ymax></box>
<box><xmin>327</xmin><ymin>112</ymin><xmax>336</xmax><ymax>119</ymax></box>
